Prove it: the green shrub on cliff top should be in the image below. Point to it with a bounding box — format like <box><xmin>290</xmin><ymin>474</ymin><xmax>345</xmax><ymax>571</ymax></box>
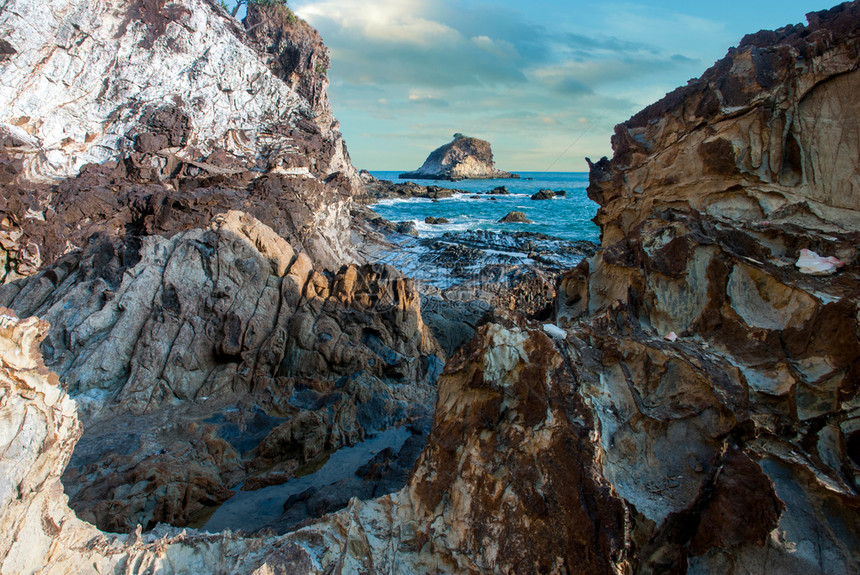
<box><xmin>221</xmin><ymin>0</ymin><xmax>288</xmax><ymax>18</ymax></box>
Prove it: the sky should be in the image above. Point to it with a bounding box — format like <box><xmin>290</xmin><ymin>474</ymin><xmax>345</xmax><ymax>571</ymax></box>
<box><xmin>239</xmin><ymin>1</ymin><xmax>836</xmax><ymax>171</ymax></box>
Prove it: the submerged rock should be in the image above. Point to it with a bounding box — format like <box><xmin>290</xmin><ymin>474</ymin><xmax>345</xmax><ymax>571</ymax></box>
<box><xmin>395</xmin><ymin>220</ymin><xmax>418</xmax><ymax>236</ymax></box>
<box><xmin>399</xmin><ymin>134</ymin><xmax>518</xmax><ymax>180</ymax></box>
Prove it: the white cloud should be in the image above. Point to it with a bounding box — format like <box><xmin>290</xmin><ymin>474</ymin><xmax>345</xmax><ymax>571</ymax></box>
<box><xmin>471</xmin><ymin>35</ymin><xmax>518</xmax><ymax>59</ymax></box>
<box><xmin>295</xmin><ymin>0</ymin><xmax>461</xmax><ymax>47</ymax></box>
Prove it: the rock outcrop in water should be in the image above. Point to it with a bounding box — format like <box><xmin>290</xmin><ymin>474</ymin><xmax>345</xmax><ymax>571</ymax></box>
<box><xmin>399</xmin><ymin>134</ymin><xmax>517</xmax><ymax>180</ymax></box>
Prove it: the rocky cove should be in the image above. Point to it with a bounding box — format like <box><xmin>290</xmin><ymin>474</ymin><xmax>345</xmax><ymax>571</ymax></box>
<box><xmin>0</xmin><ymin>1</ymin><xmax>859</xmax><ymax>574</ymax></box>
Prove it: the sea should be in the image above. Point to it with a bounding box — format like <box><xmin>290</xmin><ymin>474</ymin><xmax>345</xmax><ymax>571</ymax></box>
<box><xmin>369</xmin><ymin>171</ymin><xmax>600</xmax><ymax>243</ymax></box>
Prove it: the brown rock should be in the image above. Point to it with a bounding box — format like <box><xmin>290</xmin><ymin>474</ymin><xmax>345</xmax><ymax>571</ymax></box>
<box><xmin>530</xmin><ymin>189</ymin><xmax>555</xmax><ymax>200</ymax></box>
<box><xmin>399</xmin><ymin>134</ymin><xmax>518</xmax><ymax>180</ymax></box>
<box><xmin>498</xmin><ymin>211</ymin><xmax>531</xmax><ymax>223</ymax></box>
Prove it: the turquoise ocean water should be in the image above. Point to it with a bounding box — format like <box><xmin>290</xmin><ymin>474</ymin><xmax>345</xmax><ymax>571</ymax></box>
<box><xmin>370</xmin><ymin>171</ymin><xmax>600</xmax><ymax>243</ymax></box>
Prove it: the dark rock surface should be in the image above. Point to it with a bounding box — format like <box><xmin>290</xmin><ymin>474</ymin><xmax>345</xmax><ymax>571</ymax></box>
<box><xmin>361</xmin><ymin>179</ymin><xmax>463</xmax><ymax>202</ymax></box>
<box><xmin>530</xmin><ymin>189</ymin><xmax>556</xmax><ymax>200</ymax></box>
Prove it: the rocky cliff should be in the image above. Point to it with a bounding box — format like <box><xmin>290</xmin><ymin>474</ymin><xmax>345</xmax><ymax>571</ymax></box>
<box><xmin>565</xmin><ymin>3</ymin><xmax>860</xmax><ymax>571</ymax></box>
<box><xmin>0</xmin><ymin>0</ymin><xmax>360</xmax><ymax>275</ymax></box>
<box><xmin>1</xmin><ymin>2</ymin><xmax>859</xmax><ymax>575</ymax></box>
<box><xmin>0</xmin><ymin>0</ymin><xmax>448</xmax><ymax>537</ymax></box>
<box><xmin>399</xmin><ymin>134</ymin><xmax>517</xmax><ymax>180</ymax></box>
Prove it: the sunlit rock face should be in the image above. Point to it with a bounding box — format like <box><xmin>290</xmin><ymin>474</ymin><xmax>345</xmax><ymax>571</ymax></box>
<box><xmin>399</xmin><ymin>135</ymin><xmax>518</xmax><ymax>180</ymax></box>
<box><xmin>0</xmin><ymin>0</ymin><xmax>354</xmax><ymax>183</ymax></box>
<box><xmin>559</xmin><ymin>3</ymin><xmax>860</xmax><ymax>572</ymax></box>
<box><xmin>0</xmin><ymin>0</ymin><xmax>360</xmax><ymax>277</ymax></box>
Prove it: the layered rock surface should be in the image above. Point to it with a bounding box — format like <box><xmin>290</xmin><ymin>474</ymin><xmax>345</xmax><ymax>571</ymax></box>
<box><xmin>0</xmin><ymin>0</ymin><xmax>446</xmax><ymax>539</ymax></box>
<box><xmin>399</xmin><ymin>134</ymin><xmax>517</xmax><ymax>180</ymax></box>
<box><xmin>0</xmin><ymin>0</ymin><xmax>360</xmax><ymax>276</ymax></box>
<box><xmin>1</xmin><ymin>2</ymin><xmax>860</xmax><ymax>575</ymax></box>
<box><xmin>0</xmin><ymin>210</ymin><xmax>442</xmax><ymax>532</ymax></box>
<box><xmin>564</xmin><ymin>3</ymin><xmax>860</xmax><ymax>571</ymax></box>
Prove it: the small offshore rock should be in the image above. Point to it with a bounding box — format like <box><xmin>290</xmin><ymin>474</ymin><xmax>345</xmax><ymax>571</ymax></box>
<box><xmin>554</xmin><ymin>190</ymin><xmax>567</xmax><ymax>197</ymax></box>
<box><xmin>491</xmin><ymin>186</ymin><xmax>510</xmax><ymax>194</ymax></box>
<box><xmin>425</xmin><ymin>216</ymin><xmax>450</xmax><ymax>225</ymax></box>
<box><xmin>530</xmin><ymin>189</ymin><xmax>555</xmax><ymax>200</ymax></box>
<box><xmin>399</xmin><ymin>134</ymin><xmax>518</xmax><ymax>180</ymax></box>
<box><xmin>499</xmin><ymin>211</ymin><xmax>532</xmax><ymax>223</ymax></box>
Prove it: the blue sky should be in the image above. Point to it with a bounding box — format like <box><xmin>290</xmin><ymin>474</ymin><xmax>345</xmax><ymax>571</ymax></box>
<box><xmin>252</xmin><ymin>1</ymin><xmax>834</xmax><ymax>171</ymax></box>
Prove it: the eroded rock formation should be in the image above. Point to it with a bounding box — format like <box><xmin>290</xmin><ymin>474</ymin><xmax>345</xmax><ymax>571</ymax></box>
<box><xmin>562</xmin><ymin>3</ymin><xmax>860</xmax><ymax>571</ymax></box>
<box><xmin>1</xmin><ymin>2</ymin><xmax>859</xmax><ymax>575</ymax></box>
<box><xmin>0</xmin><ymin>210</ymin><xmax>442</xmax><ymax>532</ymax></box>
<box><xmin>0</xmin><ymin>0</ymin><xmax>444</xmax><ymax>538</ymax></box>
<box><xmin>399</xmin><ymin>134</ymin><xmax>517</xmax><ymax>180</ymax></box>
<box><xmin>0</xmin><ymin>0</ymin><xmax>360</xmax><ymax>277</ymax></box>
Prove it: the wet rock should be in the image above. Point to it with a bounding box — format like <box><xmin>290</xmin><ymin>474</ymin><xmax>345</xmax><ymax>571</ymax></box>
<box><xmin>530</xmin><ymin>189</ymin><xmax>556</xmax><ymax>200</ymax></box>
<box><xmin>490</xmin><ymin>185</ymin><xmax>510</xmax><ymax>194</ymax></box>
<box><xmin>362</xmin><ymin>180</ymin><xmax>460</xmax><ymax>202</ymax></box>
<box><xmin>424</xmin><ymin>216</ymin><xmax>449</xmax><ymax>225</ymax></box>
<box><xmin>394</xmin><ymin>221</ymin><xmax>418</xmax><ymax>236</ymax></box>
<box><xmin>499</xmin><ymin>211</ymin><xmax>532</xmax><ymax>223</ymax></box>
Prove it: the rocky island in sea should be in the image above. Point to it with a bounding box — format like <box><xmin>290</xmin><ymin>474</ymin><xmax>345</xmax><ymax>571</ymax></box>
<box><xmin>0</xmin><ymin>1</ymin><xmax>858</xmax><ymax>574</ymax></box>
<box><xmin>398</xmin><ymin>133</ymin><xmax>518</xmax><ymax>180</ymax></box>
